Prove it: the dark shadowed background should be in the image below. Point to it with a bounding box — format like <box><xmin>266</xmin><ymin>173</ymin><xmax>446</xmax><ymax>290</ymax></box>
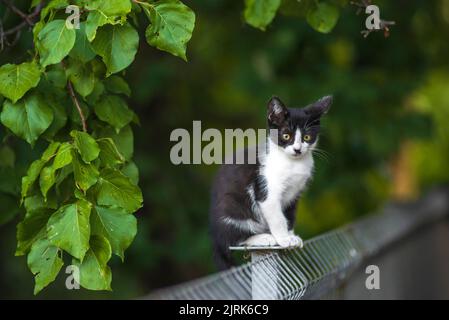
<box><xmin>1</xmin><ymin>0</ymin><xmax>449</xmax><ymax>299</ymax></box>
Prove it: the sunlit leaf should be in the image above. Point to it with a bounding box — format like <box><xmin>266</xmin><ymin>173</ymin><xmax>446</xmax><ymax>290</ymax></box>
<box><xmin>38</xmin><ymin>20</ymin><xmax>76</xmax><ymax>67</ymax></box>
<box><xmin>0</xmin><ymin>62</ymin><xmax>41</xmax><ymax>103</ymax></box>
<box><xmin>144</xmin><ymin>0</ymin><xmax>195</xmax><ymax>61</ymax></box>
<box><xmin>47</xmin><ymin>200</ymin><xmax>92</xmax><ymax>260</ymax></box>
<box><xmin>244</xmin><ymin>0</ymin><xmax>281</xmax><ymax>31</ymax></box>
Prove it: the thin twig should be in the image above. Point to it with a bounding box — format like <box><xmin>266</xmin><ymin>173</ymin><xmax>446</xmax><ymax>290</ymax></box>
<box><xmin>0</xmin><ymin>0</ymin><xmax>33</xmax><ymax>25</ymax></box>
<box><xmin>350</xmin><ymin>0</ymin><xmax>396</xmax><ymax>38</ymax></box>
<box><xmin>0</xmin><ymin>1</ymin><xmax>43</xmax><ymax>47</ymax></box>
<box><xmin>67</xmin><ymin>81</ymin><xmax>88</xmax><ymax>132</ymax></box>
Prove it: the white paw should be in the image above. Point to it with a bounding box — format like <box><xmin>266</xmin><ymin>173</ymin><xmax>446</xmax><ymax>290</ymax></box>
<box><xmin>275</xmin><ymin>235</ymin><xmax>303</xmax><ymax>248</ymax></box>
<box><xmin>241</xmin><ymin>234</ymin><xmax>277</xmax><ymax>247</ymax></box>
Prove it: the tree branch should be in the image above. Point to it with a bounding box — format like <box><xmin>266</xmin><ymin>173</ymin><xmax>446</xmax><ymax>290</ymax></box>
<box><xmin>67</xmin><ymin>81</ymin><xmax>88</xmax><ymax>132</ymax></box>
<box><xmin>350</xmin><ymin>0</ymin><xmax>396</xmax><ymax>38</ymax></box>
<box><xmin>1</xmin><ymin>0</ymin><xmax>34</xmax><ymax>25</ymax></box>
<box><xmin>0</xmin><ymin>1</ymin><xmax>44</xmax><ymax>49</ymax></box>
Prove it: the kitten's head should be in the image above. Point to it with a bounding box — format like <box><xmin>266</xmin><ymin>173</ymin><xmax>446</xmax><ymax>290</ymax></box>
<box><xmin>267</xmin><ymin>95</ymin><xmax>332</xmax><ymax>158</ymax></box>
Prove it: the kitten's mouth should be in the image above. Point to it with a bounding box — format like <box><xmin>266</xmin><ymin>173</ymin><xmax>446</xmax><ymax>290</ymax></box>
<box><xmin>290</xmin><ymin>152</ymin><xmax>303</xmax><ymax>158</ymax></box>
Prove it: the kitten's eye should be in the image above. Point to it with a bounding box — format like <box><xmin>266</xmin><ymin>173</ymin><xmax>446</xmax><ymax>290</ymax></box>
<box><xmin>303</xmin><ymin>134</ymin><xmax>312</xmax><ymax>142</ymax></box>
<box><xmin>282</xmin><ymin>133</ymin><xmax>291</xmax><ymax>140</ymax></box>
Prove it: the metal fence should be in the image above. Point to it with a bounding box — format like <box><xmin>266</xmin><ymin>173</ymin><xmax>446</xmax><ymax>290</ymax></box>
<box><xmin>146</xmin><ymin>188</ymin><xmax>449</xmax><ymax>300</ymax></box>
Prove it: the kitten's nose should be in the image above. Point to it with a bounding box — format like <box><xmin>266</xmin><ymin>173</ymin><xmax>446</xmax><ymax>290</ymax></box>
<box><xmin>293</xmin><ymin>148</ymin><xmax>302</xmax><ymax>155</ymax></box>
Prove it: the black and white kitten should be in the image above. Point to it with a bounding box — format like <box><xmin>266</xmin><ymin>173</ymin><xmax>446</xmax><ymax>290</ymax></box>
<box><xmin>209</xmin><ymin>95</ymin><xmax>332</xmax><ymax>270</ymax></box>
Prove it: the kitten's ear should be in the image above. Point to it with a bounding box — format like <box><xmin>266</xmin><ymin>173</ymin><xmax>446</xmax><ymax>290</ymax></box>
<box><xmin>304</xmin><ymin>95</ymin><xmax>333</xmax><ymax>118</ymax></box>
<box><xmin>267</xmin><ymin>96</ymin><xmax>289</xmax><ymax>125</ymax></box>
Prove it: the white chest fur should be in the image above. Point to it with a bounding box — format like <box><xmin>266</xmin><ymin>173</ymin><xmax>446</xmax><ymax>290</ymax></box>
<box><xmin>260</xmin><ymin>141</ymin><xmax>314</xmax><ymax>208</ymax></box>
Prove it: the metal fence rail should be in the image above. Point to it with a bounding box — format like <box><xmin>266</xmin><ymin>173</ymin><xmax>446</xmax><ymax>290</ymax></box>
<box><xmin>147</xmin><ymin>188</ymin><xmax>449</xmax><ymax>300</ymax></box>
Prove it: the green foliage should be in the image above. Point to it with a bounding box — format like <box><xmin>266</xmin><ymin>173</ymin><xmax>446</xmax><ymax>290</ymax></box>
<box><xmin>91</xmin><ymin>206</ymin><xmax>137</xmax><ymax>260</ymax></box>
<box><xmin>47</xmin><ymin>200</ymin><xmax>92</xmax><ymax>261</ymax></box>
<box><xmin>306</xmin><ymin>2</ymin><xmax>340</xmax><ymax>33</ymax></box>
<box><xmin>0</xmin><ymin>0</ymin><xmax>364</xmax><ymax>297</ymax></box>
<box><xmin>143</xmin><ymin>0</ymin><xmax>196</xmax><ymax>61</ymax></box>
<box><xmin>38</xmin><ymin>20</ymin><xmax>76</xmax><ymax>67</ymax></box>
<box><xmin>27</xmin><ymin>238</ymin><xmax>64</xmax><ymax>295</ymax></box>
<box><xmin>0</xmin><ymin>62</ymin><xmax>41</xmax><ymax>103</ymax></box>
<box><xmin>1</xmin><ymin>94</ymin><xmax>54</xmax><ymax>145</ymax></box>
<box><xmin>0</xmin><ymin>0</ymin><xmax>197</xmax><ymax>294</ymax></box>
<box><xmin>91</xmin><ymin>23</ymin><xmax>139</xmax><ymax>76</ymax></box>
<box><xmin>94</xmin><ymin>96</ymin><xmax>134</xmax><ymax>132</ymax></box>
<box><xmin>244</xmin><ymin>0</ymin><xmax>343</xmax><ymax>33</ymax></box>
<box><xmin>73</xmin><ymin>235</ymin><xmax>112</xmax><ymax>291</ymax></box>
<box><xmin>244</xmin><ymin>0</ymin><xmax>281</xmax><ymax>31</ymax></box>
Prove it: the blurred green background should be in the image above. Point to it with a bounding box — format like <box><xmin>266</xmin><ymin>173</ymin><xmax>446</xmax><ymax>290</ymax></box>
<box><xmin>1</xmin><ymin>0</ymin><xmax>449</xmax><ymax>299</ymax></box>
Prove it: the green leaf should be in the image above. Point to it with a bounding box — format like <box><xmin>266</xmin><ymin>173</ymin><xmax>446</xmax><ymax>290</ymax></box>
<box><xmin>0</xmin><ymin>94</ymin><xmax>54</xmax><ymax>145</ymax></box>
<box><xmin>40</xmin><ymin>0</ymin><xmax>69</xmax><ymax>21</ymax></box>
<box><xmin>85</xmin><ymin>10</ymin><xmax>124</xmax><ymax>42</ymax></box>
<box><xmin>144</xmin><ymin>0</ymin><xmax>195</xmax><ymax>61</ymax></box>
<box><xmin>94</xmin><ymin>95</ymin><xmax>133</xmax><ymax>133</ymax></box>
<box><xmin>38</xmin><ymin>20</ymin><xmax>76</xmax><ymax>67</ymax></box>
<box><xmin>85</xmin><ymin>0</ymin><xmax>132</xmax><ymax>16</ymax></box>
<box><xmin>27</xmin><ymin>238</ymin><xmax>64</xmax><ymax>295</ymax></box>
<box><xmin>73</xmin><ymin>235</ymin><xmax>112</xmax><ymax>291</ymax></box>
<box><xmin>72</xmin><ymin>151</ymin><xmax>99</xmax><ymax>191</ymax></box>
<box><xmin>44</xmin><ymin>96</ymin><xmax>68</xmax><ymax>139</ymax></box>
<box><xmin>306</xmin><ymin>2</ymin><xmax>340</xmax><ymax>34</ymax></box>
<box><xmin>97</xmin><ymin>125</ymin><xmax>134</xmax><ymax>160</ymax></box>
<box><xmin>91</xmin><ymin>206</ymin><xmax>137</xmax><ymax>260</ymax></box>
<box><xmin>85</xmin><ymin>81</ymin><xmax>105</xmax><ymax>105</ymax></box>
<box><xmin>122</xmin><ymin>161</ymin><xmax>139</xmax><ymax>185</ymax></box>
<box><xmin>32</xmin><ymin>21</ymin><xmax>45</xmax><ymax>47</ymax></box>
<box><xmin>70</xmin><ymin>23</ymin><xmax>96</xmax><ymax>63</ymax></box>
<box><xmin>39</xmin><ymin>143</ymin><xmax>73</xmax><ymax>199</ymax></box>
<box><xmin>39</xmin><ymin>166</ymin><xmax>56</xmax><ymax>200</ymax></box>
<box><xmin>47</xmin><ymin>200</ymin><xmax>92</xmax><ymax>260</ymax></box>
<box><xmin>53</xmin><ymin>142</ymin><xmax>74</xmax><ymax>170</ymax></box>
<box><xmin>97</xmin><ymin>168</ymin><xmax>143</xmax><ymax>213</ymax></box>
<box><xmin>66</xmin><ymin>60</ymin><xmax>97</xmax><ymax>98</ymax></box>
<box><xmin>16</xmin><ymin>208</ymin><xmax>53</xmax><ymax>256</ymax></box>
<box><xmin>0</xmin><ymin>62</ymin><xmax>41</xmax><ymax>103</ymax></box>
<box><xmin>71</xmin><ymin>130</ymin><xmax>100</xmax><ymax>163</ymax></box>
<box><xmin>92</xmin><ymin>23</ymin><xmax>139</xmax><ymax>76</ymax></box>
<box><xmin>24</xmin><ymin>194</ymin><xmax>57</xmax><ymax>212</ymax></box>
<box><xmin>104</xmin><ymin>76</ymin><xmax>131</xmax><ymax>96</ymax></box>
<box><xmin>98</xmin><ymin>138</ymin><xmax>125</xmax><ymax>167</ymax></box>
<box><xmin>244</xmin><ymin>0</ymin><xmax>281</xmax><ymax>31</ymax></box>
<box><xmin>21</xmin><ymin>142</ymin><xmax>60</xmax><ymax>200</ymax></box>
<box><xmin>42</xmin><ymin>142</ymin><xmax>62</xmax><ymax>160</ymax></box>
<box><xmin>45</xmin><ymin>64</ymin><xmax>67</xmax><ymax>89</ymax></box>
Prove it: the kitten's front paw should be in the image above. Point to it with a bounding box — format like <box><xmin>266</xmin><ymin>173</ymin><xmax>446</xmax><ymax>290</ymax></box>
<box><xmin>275</xmin><ymin>235</ymin><xmax>303</xmax><ymax>248</ymax></box>
<box><xmin>241</xmin><ymin>233</ymin><xmax>277</xmax><ymax>247</ymax></box>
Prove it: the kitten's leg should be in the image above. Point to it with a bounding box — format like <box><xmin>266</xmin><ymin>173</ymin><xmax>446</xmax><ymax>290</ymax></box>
<box><xmin>241</xmin><ymin>233</ymin><xmax>277</xmax><ymax>246</ymax></box>
<box><xmin>259</xmin><ymin>199</ymin><xmax>303</xmax><ymax>248</ymax></box>
<box><xmin>288</xmin><ymin>230</ymin><xmax>303</xmax><ymax>248</ymax></box>
<box><xmin>285</xmin><ymin>202</ymin><xmax>303</xmax><ymax>248</ymax></box>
